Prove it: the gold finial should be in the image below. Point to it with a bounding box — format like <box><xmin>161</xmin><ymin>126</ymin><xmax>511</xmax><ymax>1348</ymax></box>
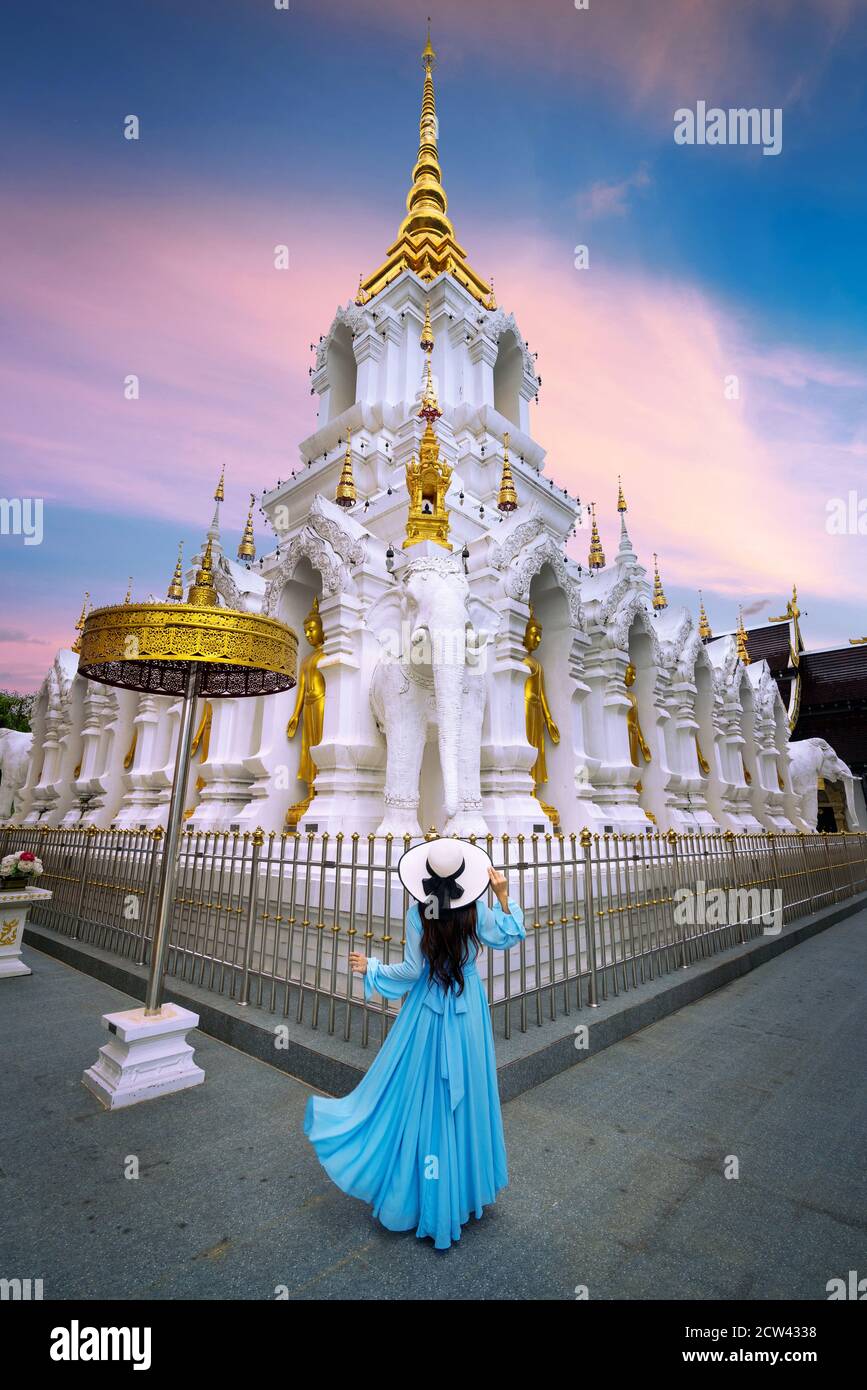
<box><xmin>588</xmin><ymin>503</ymin><xmax>605</xmax><ymax>571</ymax></box>
<box><xmin>354</xmin><ymin>272</ymin><xmax>371</xmax><ymax>307</ymax></box>
<box><xmin>617</xmin><ymin>476</ymin><xmax>627</xmax><ymax>513</ymax></box>
<box><xmin>71</xmin><ymin>592</ymin><xmax>90</xmax><ymax>654</ymax></box>
<box><xmin>167</xmin><ymin>543</ymin><xmax>184</xmax><ymax>602</ymax></box>
<box><xmin>497</xmin><ymin>431</ymin><xmax>518</xmax><ymax>512</ymax></box>
<box><xmin>651</xmin><ymin>554</ymin><xmax>668</xmax><ymax>611</ymax></box>
<box><xmin>420</xmin><ymin>300</ymin><xmax>434</xmax><ymax>353</ymax></box>
<box><xmin>355</xmin><ymin>27</ymin><xmax>492</xmax><ymax>308</ymax></box>
<box><xmin>187</xmin><ymin>537</ymin><xmax>220</xmax><ymax>608</ymax></box>
<box><xmin>214</xmin><ymin>468</ymin><xmax>225</xmax><ymax>504</ymax></box>
<box><xmin>850</xmin><ymin>636</ymin><xmax>867</xmax><ymax>645</ymax></box>
<box><xmin>419</xmin><ymin>356</ymin><xmax>441</xmax><ymax>422</ymax></box>
<box><xmin>124</xmin><ymin>577</ymin><xmax>133</xmax><ymax>604</ymax></box>
<box><xmin>237</xmin><ymin>493</ymin><xmax>256</xmax><ymax>563</ymax></box>
<box><xmin>698</xmin><ymin>590</ymin><xmax>712</xmax><ymax>641</ymax></box>
<box><xmin>484</xmin><ymin>276</ymin><xmax>497</xmax><ymax>312</ymax></box>
<box><xmin>336</xmin><ymin>429</ymin><xmax>357</xmax><ymax>509</ymax></box>
<box><xmin>736</xmin><ymin>607</ymin><xmax>751</xmax><ymax>665</ymax></box>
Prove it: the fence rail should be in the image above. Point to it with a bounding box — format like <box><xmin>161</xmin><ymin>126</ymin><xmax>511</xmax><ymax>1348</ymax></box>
<box><xmin>3</xmin><ymin>824</ymin><xmax>866</xmax><ymax>1048</ymax></box>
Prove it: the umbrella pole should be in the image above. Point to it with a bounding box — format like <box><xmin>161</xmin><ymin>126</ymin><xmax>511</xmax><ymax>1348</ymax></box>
<box><xmin>144</xmin><ymin>666</ymin><xmax>200</xmax><ymax>1015</ymax></box>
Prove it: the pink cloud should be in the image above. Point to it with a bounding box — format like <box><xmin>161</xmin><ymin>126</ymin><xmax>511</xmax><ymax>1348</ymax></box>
<box><xmin>575</xmin><ymin>165</ymin><xmax>651</xmax><ymax>222</ymax></box>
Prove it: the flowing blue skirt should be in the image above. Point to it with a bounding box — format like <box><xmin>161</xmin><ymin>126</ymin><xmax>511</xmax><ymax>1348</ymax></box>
<box><xmin>304</xmin><ymin>966</ymin><xmax>507</xmax><ymax>1250</ymax></box>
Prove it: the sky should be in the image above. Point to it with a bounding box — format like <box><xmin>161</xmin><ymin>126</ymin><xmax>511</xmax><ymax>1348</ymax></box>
<box><xmin>1</xmin><ymin>0</ymin><xmax>866</xmax><ymax>690</ymax></box>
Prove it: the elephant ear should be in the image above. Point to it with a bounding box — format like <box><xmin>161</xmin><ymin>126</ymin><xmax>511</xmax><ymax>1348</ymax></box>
<box><xmin>365</xmin><ymin>587</ymin><xmax>405</xmax><ymax>648</ymax></box>
<box><xmin>467</xmin><ymin>596</ymin><xmax>500</xmax><ymax>645</ymax></box>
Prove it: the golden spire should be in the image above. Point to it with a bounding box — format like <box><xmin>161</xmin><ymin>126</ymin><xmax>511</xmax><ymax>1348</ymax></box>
<box><xmin>617</xmin><ymin>476</ymin><xmax>627</xmax><ymax>513</ymax></box>
<box><xmin>497</xmin><ymin>431</ymin><xmax>518</xmax><ymax>512</ymax></box>
<box><xmin>698</xmin><ymin>590</ymin><xmax>712</xmax><ymax>641</ymax></box>
<box><xmin>336</xmin><ymin>428</ymin><xmax>357</xmax><ymax>509</ymax></box>
<box><xmin>214</xmin><ymin>467</ymin><xmax>225</xmax><ymax>504</ymax></box>
<box><xmin>420</xmin><ymin>300</ymin><xmax>434</xmax><ymax>353</ymax></box>
<box><xmin>736</xmin><ymin>607</ymin><xmax>751</xmax><ymax>665</ymax></box>
<box><xmin>354</xmin><ymin>272</ymin><xmax>371</xmax><ymax>307</ymax></box>
<box><xmin>237</xmin><ymin>494</ymin><xmax>256</xmax><ymax>563</ymax></box>
<box><xmin>356</xmin><ymin>26</ymin><xmax>492</xmax><ymax>307</ymax></box>
<box><xmin>71</xmin><ymin>592</ymin><xmax>90</xmax><ymax>654</ymax></box>
<box><xmin>124</xmin><ymin>577</ymin><xmax>133</xmax><ymax>604</ymax></box>
<box><xmin>167</xmin><ymin>543</ymin><xmax>184</xmax><ymax>601</ymax></box>
<box><xmin>419</xmin><ymin>356</ymin><xmax>441</xmax><ymax>422</ymax></box>
<box><xmin>651</xmin><ymin>554</ymin><xmax>668</xmax><ymax>611</ymax></box>
<box><xmin>587</xmin><ymin>503</ymin><xmax>605</xmax><ymax>571</ymax></box>
<box><xmin>484</xmin><ymin>276</ymin><xmax>497</xmax><ymax>312</ymax></box>
<box><xmin>187</xmin><ymin>537</ymin><xmax>220</xmax><ymax>608</ymax></box>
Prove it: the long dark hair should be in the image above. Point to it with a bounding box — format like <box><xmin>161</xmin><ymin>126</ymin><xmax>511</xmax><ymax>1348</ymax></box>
<box><xmin>419</xmin><ymin>901</ymin><xmax>482</xmax><ymax>995</ymax></box>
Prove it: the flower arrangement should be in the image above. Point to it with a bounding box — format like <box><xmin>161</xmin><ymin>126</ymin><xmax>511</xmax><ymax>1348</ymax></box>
<box><xmin>0</xmin><ymin>850</ymin><xmax>44</xmax><ymax>888</ymax></box>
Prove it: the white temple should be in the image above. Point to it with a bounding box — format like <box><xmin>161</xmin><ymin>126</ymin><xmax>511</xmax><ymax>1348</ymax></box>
<box><xmin>7</xmin><ymin>31</ymin><xmax>864</xmax><ymax>839</ymax></box>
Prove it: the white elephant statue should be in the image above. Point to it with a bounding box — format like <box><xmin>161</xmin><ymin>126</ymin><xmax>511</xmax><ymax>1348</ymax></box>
<box><xmin>0</xmin><ymin>728</ymin><xmax>34</xmax><ymax>821</ymax></box>
<box><xmin>368</xmin><ymin>551</ymin><xmax>499</xmax><ymax>838</ymax></box>
<box><xmin>789</xmin><ymin>737</ymin><xmax>862</xmax><ymax>830</ymax></box>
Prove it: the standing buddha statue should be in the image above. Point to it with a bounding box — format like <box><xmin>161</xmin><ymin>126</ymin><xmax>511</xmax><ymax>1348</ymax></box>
<box><xmin>285</xmin><ymin>596</ymin><xmax>326</xmax><ymax>829</ymax></box>
<box><xmin>523</xmin><ymin>606</ymin><xmax>560</xmax><ymax>825</ymax></box>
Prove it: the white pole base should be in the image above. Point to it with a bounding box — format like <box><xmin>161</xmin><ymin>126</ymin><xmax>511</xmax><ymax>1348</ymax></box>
<box><xmin>82</xmin><ymin>1003</ymin><xmax>205</xmax><ymax>1110</ymax></box>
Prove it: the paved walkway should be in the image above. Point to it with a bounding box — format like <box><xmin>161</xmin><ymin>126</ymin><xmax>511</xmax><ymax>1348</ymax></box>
<box><xmin>2</xmin><ymin>912</ymin><xmax>865</xmax><ymax>1300</ymax></box>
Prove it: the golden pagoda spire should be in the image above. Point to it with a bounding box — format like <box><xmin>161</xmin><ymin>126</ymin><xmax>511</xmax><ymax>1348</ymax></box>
<box><xmin>237</xmin><ymin>494</ymin><xmax>256</xmax><ymax>564</ymax></box>
<box><xmin>356</xmin><ymin>26</ymin><xmax>492</xmax><ymax>307</ymax></box>
<box><xmin>336</xmin><ymin>428</ymin><xmax>357</xmax><ymax>509</ymax></box>
<box><xmin>651</xmin><ymin>554</ymin><xmax>668</xmax><ymax>611</ymax></box>
<box><xmin>71</xmin><ymin>592</ymin><xmax>90</xmax><ymax>654</ymax></box>
<box><xmin>167</xmin><ymin>543</ymin><xmax>184</xmax><ymax>601</ymax></box>
<box><xmin>617</xmin><ymin>475</ymin><xmax>627</xmax><ymax>513</ymax></box>
<box><xmin>698</xmin><ymin>590</ymin><xmax>712</xmax><ymax>641</ymax></box>
<box><xmin>587</xmin><ymin>503</ymin><xmax>605</xmax><ymax>571</ymax></box>
<box><xmin>497</xmin><ymin>431</ymin><xmax>518</xmax><ymax>512</ymax></box>
<box><xmin>188</xmin><ymin>537</ymin><xmax>220</xmax><ymax>608</ymax></box>
<box><xmin>124</xmin><ymin>577</ymin><xmax>133</xmax><ymax>604</ymax></box>
<box><xmin>736</xmin><ymin>607</ymin><xmax>751</xmax><ymax>665</ymax></box>
<box><xmin>420</xmin><ymin>300</ymin><xmax>434</xmax><ymax>353</ymax></box>
<box><xmin>214</xmin><ymin>467</ymin><xmax>225</xmax><ymax>504</ymax></box>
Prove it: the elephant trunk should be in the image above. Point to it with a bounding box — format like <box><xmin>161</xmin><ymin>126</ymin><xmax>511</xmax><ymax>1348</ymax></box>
<box><xmin>431</xmin><ymin>640</ymin><xmax>464</xmax><ymax>822</ymax></box>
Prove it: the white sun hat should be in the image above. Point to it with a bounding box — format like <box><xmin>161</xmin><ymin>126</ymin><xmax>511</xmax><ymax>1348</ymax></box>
<box><xmin>398</xmin><ymin>837</ymin><xmax>493</xmax><ymax>913</ymax></box>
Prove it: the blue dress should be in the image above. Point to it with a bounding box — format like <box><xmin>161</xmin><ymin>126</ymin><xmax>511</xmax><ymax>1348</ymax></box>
<box><xmin>304</xmin><ymin>897</ymin><xmax>525</xmax><ymax>1250</ymax></box>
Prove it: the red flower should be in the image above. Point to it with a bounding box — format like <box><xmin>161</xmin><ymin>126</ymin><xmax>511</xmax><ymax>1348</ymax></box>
<box><xmin>19</xmin><ymin>852</ymin><xmax>35</xmax><ymax>862</ymax></box>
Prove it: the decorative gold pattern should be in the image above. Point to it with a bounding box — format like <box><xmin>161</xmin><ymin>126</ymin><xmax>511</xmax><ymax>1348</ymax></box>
<box><xmin>71</xmin><ymin>592</ymin><xmax>90</xmax><ymax>654</ymax></box>
<box><xmin>167</xmin><ymin>543</ymin><xmax>184</xmax><ymax>602</ymax></box>
<box><xmin>587</xmin><ymin>503</ymin><xmax>605</xmax><ymax>571</ymax></box>
<box><xmin>237</xmin><ymin>495</ymin><xmax>256</xmax><ymax>563</ymax></box>
<box><xmin>698</xmin><ymin>590</ymin><xmax>712</xmax><ymax>641</ymax></box>
<box><xmin>0</xmin><ymin>918</ymin><xmax>20</xmax><ymax>946</ymax></box>
<box><xmin>651</xmin><ymin>554</ymin><xmax>668</xmax><ymax>611</ymax></box>
<box><xmin>356</xmin><ymin>26</ymin><xmax>492</xmax><ymax>308</ymax></box>
<box><xmin>736</xmin><ymin>607</ymin><xmax>751</xmax><ymax>665</ymax></box>
<box><xmin>335</xmin><ymin>429</ymin><xmax>357</xmax><ymax>509</ymax></box>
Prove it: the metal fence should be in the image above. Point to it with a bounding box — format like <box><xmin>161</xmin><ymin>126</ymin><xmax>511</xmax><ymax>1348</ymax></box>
<box><xmin>4</xmin><ymin>823</ymin><xmax>866</xmax><ymax>1048</ymax></box>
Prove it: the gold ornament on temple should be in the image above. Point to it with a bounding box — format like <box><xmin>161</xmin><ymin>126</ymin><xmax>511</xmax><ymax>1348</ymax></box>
<box><xmin>238</xmin><ymin>494</ymin><xmax>256</xmax><ymax>563</ymax></box>
<box><xmin>523</xmin><ymin>606</ymin><xmax>560</xmax><ymax>826</ymax></box>
<box><xmin>124</xmin><ymin>578</ymin><xmax>133</xmax><ymax>605</ymax></box>
<box><xmin>355</xmin><ymin>24</ymin><xmax>493</xmax><ymax>308</ymax></box>
<box><xmin>167</xmin><ymin>543</ymin><xmax>184</xmax><ymax>602</ymax></box>
<box><xmin>497</xmin><ymin>431</ymin><xmax>518</xmax><ymax>512</ymax></box>
<box><xmin>335</xmin><ymin>429</ymin><xmax>358</xmax><ymax>509</ymax></box>
<box><xmin>122</xmin><ymin>729</ymin><xmax>138</xmax><ymax>771</ymax></box>
<box><xmin>617</xmin><ymin>476</ymin><xmax>627</xmax><ymax>513</ymax></box>
<box><xmin>587</xmin><ymin>502</ymin><xmax>605</xmax><ymax>571</ymax></box>
<box><xmin>850</xmin><ymin>637</ymin><xmax>867</xmax><ymax>645</ymax></box>
<box><xmin>404</xmin><ymin>339</ymin><xmax>451</xmax><ymax>549</ymax></box>
<box><xmin>71</xmin><ymin>592</ymin><xmax>90</xmax><ymax>654</ymax></box>
<box><xmin>214</xmin><ymin>467</ymin><xmax>225</xmax><ymax>504</ymax></box>
<box><xmin>419</xmin><ymin>300</ymin><xmax>434</xmax><ymax>353</ymax></box>
<box><xmin>742</xmin><ymin>752</ymin><xmax>753</xmax><ymax>785</ymax></box>
<box><xmin>625</xmin><ymin>663</ymin><xmax>652</xmax><ymax>767</ymax></box>
<box><xmin>651</xmin><ymin>554</ymin><xmax>668</xmax><ymax>611</ymax></box>
<box><xmin>695</xmin><ymin>735</ymin><xmax>710</xmax><ymax>777</ymax></box>
<box><xmin>286</xmin><ymin>596</ymin><xmax>327</xmax><ymax>830</ymax></box>
<box><xmin>187</xmin><ymin>537</ymin><xmax>220</xmax><ymax>609</ymax></box>
<box><xmin>698</xmin><ymin>590</ymin><xmax>712</xmax><ymax>641</ymax></box>
<box><xmin>736</xmin><ymin>607</ymin><xmax>751</xmax><ymax>665</ymax></box>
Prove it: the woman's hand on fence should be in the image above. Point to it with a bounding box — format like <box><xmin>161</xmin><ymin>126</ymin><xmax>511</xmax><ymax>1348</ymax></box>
<box><xmin>349</xmin><ymin>952</ymin><xmax>368</xmax><ymax>975</ymax></box>
<box><xmin>488</xmin><ymin>865</ymin><xmax>509</xmax><ymax>909</ymax></box>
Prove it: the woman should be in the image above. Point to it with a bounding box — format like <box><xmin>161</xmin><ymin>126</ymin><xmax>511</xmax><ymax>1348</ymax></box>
<box><xmin>303</xmin><ymin>837</ymin><xmax>525</xmax><ymax>1250</ymax></box>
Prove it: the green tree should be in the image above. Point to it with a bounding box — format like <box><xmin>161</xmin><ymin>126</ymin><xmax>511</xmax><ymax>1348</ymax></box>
<box><xmin>0</xmin><ymin>690</ymin><xmax>35</xmax><ymax>732</ymax></box>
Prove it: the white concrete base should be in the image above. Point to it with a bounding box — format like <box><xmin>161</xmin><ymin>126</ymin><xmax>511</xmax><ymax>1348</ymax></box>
<box><xmin>82</xmin><ymin>1003</ymin><xmax>205</xmax><ymax>1110</ymax></box>
<box><xmin>0</xmin><ymin>886</ymin><xmax>52</xmax><ymax>978</ymax></box>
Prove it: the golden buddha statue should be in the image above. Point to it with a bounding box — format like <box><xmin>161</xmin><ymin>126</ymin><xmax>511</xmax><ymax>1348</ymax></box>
<box><xmin>286</xmin><ymin>596</ymin><xmax>326</xmax><ymax>828</ymax></box>
<box><xmin>523</xmin><ymin>607</ymin><xmax>560</xmax><ymax>824</ymax></box>
<box><xmin>625</xmin><ymin>663</ymin><xmax>652</xmax><ymax>767</ymax></box>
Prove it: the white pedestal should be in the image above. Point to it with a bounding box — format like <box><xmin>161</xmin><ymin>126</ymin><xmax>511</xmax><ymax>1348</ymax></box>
<box><xmin>0</xmin><ymin>886</ymin><xmax>52</xmax><ymax>978</ymax></box>
<box><xmin>82</xmin><ymin>1003</ymin><xmax>205</xmax><ymax>1109</ymax></box>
